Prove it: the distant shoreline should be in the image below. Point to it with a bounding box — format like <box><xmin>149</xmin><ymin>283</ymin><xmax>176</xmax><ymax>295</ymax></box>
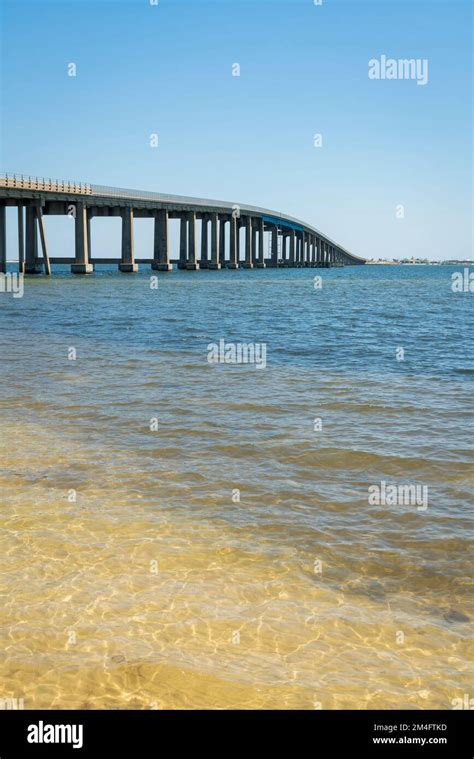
<box><xmin>365</xmin><ymin>260</ymin><xmax>473</xmax><ymax>265</ymax></box>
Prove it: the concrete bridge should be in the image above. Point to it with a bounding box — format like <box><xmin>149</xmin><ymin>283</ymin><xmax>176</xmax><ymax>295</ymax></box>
<box><xmin>0</xmin><ymin>174</ymin><xmax>365</xmax><ymax>275</ymax></box>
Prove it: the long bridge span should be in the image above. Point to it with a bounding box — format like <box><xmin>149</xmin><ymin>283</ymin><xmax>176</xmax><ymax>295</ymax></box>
<box><xmin>0</xmin><ymin>174</ymin><xmax>365</xmax><ymax>275</ymax></box>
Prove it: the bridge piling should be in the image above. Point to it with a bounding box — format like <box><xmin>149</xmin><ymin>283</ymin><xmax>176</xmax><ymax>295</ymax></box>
<box><xmin>280</xmin><ymin>233</ymin><xmax>286</xmax><ymax>266</ymax></box>
<box><xmin>87</xmin><ymin>209</ymin><xmax>93</xmax><ymax>267</ymax></box>
<box><xmin>228</xmin><ymin>216</ymin><xmax>238</xmax><ymax>269</ymax></box>
<box><xmin>152</xmin><ymin>210</ymin><xmax>172</xmax><ymax>271</ymax></box>
<box><xmin>289</xmin><ymin>229</ymin><xmax>295</xmax><ymax>266</ymax></box>
<box><xmin>200</xmin><ymin>214</ymin><xmax>209</xmax><ymax>269</ymax></box>
<box><xmin>119</xmin><ymin>208</ymin><xmax>137</xmax><ymax>272</ymax></box>
<box><xmin>219</xmin><ymin>216</ymin><xmax>226</xmax><ymax>268</ymax></box>
<box><xmin>256</xmin><ymin>218</ymin><xmax>265</xmax><ymax>267</ymax></box>
<box><xmin>18</xmin><ymin>206</ymin><xmax>25</xmax><ymax>274</ymax></box>
<box><xmin>251</xmin><ymin>219</ymin><xmax>258</xmax><ymax>266</ymax></box>
<box><xmin>178</xmin><ymin>216</ymin><xmax>187</xmax><ymax>269</ymax></box>
<box><xmin>242</xmin><ymin>216</ymin><xmax>253</xmax><ymax>268</ymax></box>
<box><xmin>209</xmin><ymin>213</ymin><xmax>221</xmax><ymax>269</ymax></box>
<box><xmin>72</xmin><ymin>202</ymin><xmax>93</xmax><ymax>274</ymax></box>
<box><xmin>186</xmin><ymin>211</ymin><xmax>199</xmax><ymax>270</ymax></box>
<box><xmin>0</xmin><ymin>205</ymin><xmax>6</xmax><ymax>274</ymax></box>
<box><xmin>25</xmin><ymin>206</ymin><xmax>42</xmax><ymax>274</ymax></box>
<box><xmin>268</xmin><ymin>225</ymin><xmax>278</xmax><ymax>267</ymax></box>
<box><xmin>285</xmin><ymin>233</ymin><xmax>291</xmax><ymax>266</ymax></box>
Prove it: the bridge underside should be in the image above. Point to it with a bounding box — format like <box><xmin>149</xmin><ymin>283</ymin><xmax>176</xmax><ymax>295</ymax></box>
<box><xmin>0</xmin><ymin>180</ymin><xmax>365</xmax><ymax>275</ymax></box>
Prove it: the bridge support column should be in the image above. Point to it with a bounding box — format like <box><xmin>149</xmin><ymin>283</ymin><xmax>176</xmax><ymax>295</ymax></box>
<box><xmin>289</xmin><ymin>229</ymin><xmax>295</xmax><ymax>266</ymax></box>
<box><xmin>316</xmin><ymin>238</ymin><xmax>322</xmax><ymax>266</ymax></box>
<box><xmin>305</xmin><ymin>233</ymin><xmax>311</xmax><ymax>267</ymax></box>
<box><xmin>242</xmin><ymin>216</ymin><xmax>253</xmax><ymax>268</ymax></box>
<box><xmin>228</xmin><ymin>216</ymin><xmax>239</xmax><ymax>268</ymax></box>
<box><xmin>72</xmin><ymin>202</ymin><xmax>93</xmax><ymax>273</ymax></box>
<box><xmin>310</xmin><ymin>237</ymin><xmax>316</xmax><ymax>267</ymax></box>
<box><xmin>251</xmin><ymin>219</ymin><xmax>258</xmax><ymax>266</ymax></box>
<box><xmin>0</xmin><ymin>205</ymin><xmax>6</xmax><ymax>274</ymax></box>
<box><xmin>256</xmin><ymin>217</ymin><xmax>265</xmax><ymax>267</ymax></box>
<box><xmin>118</xmin><ymin>208</ymin><xmax>137</xmax><ymax>272</ymax></box>
<box><xmin>252</xmin><ymin>218</ymin><xmax>258</xmax><ymax>268</ymax></box>
<box><xmin>219</xmin><ymin>217</ymin><xmax>226</xmax><ymax>267</ymax></box>
<box><xmin>152</xmin><ymin>210</ymin><xmax>172</xmax><ymax>271</ymax></box>
<box><xmin>87</xmin><ymin>209</ymin><xmax>92</xmax><ymax>263</ymax></box>
<box><xmin>18</xmin><ymin>205</ymin><xmax>25</xmax><ymax>274</ymax></box>
<box><xmin>178</xmin><ymin>216</ymin><xmax>188</xmax><ymax>269</ymax></box>
<box><xmin>280</xmin><ymin>233</ymin><xmax>286</xmax><ymax>266</ymax></box>
<box><xmin>209</xmin><ymin>213</ymin><xmax>221</xmax><ymax>269</ymax></box>
<box><xmin>267</xmin><ymin>225</ymin><xmax>278</xmax><ymax>267</ymax></box>
<box><xmin>186</xmin><ymin>211</ymin><xmax>199</xmax><ymax>269</ymax></box>
<box><xmin>200</xmin><ymin>215</ymin><xmax>209</xmax><ymax>268</ymax></box>
<box><xmin>25</xmin><ymin>206</ymin><xmax>41</xmax><ymax>273</ymax></box>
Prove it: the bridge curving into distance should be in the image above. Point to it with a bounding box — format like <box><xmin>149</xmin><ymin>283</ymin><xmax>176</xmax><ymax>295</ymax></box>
<box><xmin>0</xmin><ymin>174</ymin><xmax>365</xmax><ymax>275</ymax></box>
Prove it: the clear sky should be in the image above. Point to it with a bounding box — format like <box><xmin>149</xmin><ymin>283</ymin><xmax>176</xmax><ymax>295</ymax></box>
<box><xmin>1</xmin><ymin>0</ymin><xmax>472</xmax><ymax>261</ymax></box>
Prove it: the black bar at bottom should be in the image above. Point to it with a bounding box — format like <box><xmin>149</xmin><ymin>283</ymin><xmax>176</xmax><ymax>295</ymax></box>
<box><xmin>0</xmin><ymin>709</ymin><xmax>471</xmax><ymax>757</ymax></box>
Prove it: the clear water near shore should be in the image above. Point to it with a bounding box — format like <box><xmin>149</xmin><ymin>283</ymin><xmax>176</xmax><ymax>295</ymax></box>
<box><xmin>0</xmin><ymin>264</ymin><xmax>472</xmax><ymax>709</ymax></box>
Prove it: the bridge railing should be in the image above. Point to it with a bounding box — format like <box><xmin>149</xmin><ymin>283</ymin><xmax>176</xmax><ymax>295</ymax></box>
<box><xmin>89</xmin><ymin>183</ymin><xmax>267</xmax><ymax>212</ymax></box>
<box><xmin>0</xmin><ymin>173</ymin><xmax>92</xmax><ymax>195</ymax></box>
<box><xmin>0</xmin><ymin>173</ymin><xmax>285</xmax><ymax>215</ymax></box>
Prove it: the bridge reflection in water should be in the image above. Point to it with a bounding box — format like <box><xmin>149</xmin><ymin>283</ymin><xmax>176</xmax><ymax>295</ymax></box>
<box><xmin>0</xmin><ymin>174</ymin><xmax>365</xmax><ymax>275</ymax></box>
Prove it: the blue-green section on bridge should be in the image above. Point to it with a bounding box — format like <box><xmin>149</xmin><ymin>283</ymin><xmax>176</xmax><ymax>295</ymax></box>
<box><xmin>262</xmin><ymin>215</ymin><xmax>304</xmax><ymax>232</ymax></box>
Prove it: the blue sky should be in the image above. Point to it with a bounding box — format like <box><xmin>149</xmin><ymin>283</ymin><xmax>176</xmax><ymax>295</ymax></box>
<box><xmin>1</xmin><ymin>0</ymin><xmax>472</xmax><ymax>261</ymax></box>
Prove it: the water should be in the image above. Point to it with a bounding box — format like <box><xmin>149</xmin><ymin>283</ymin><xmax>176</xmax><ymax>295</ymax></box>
<box><xmin>0</xmin><ymin>264</ymin><xmax>472</xmax><ymax>709</ymax></box>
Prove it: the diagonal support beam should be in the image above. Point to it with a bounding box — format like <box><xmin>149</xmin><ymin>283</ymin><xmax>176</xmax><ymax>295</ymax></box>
<box><xmin>36</xmin><ymin>205</ymin><xmax>51</xmax><ymax>275</ymax></box>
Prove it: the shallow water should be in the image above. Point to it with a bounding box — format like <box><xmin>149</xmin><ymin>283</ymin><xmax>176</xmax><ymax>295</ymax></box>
<box><xmin>0</xmin><ymin>264</ymin><xmax>472</xmax><ymax>709</ymax></box>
